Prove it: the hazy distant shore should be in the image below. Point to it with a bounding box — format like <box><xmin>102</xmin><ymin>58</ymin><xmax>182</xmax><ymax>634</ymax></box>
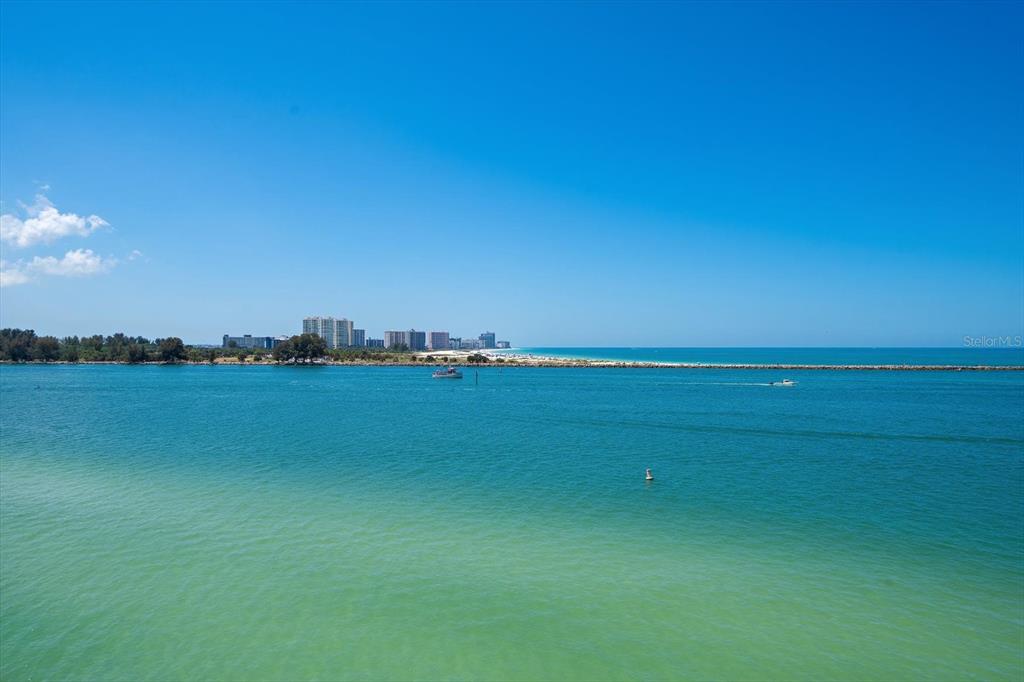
<box><xmin>6</xmin><ymin>331</ymin><xmax>1020</xmax><ymax>368</ymax></box>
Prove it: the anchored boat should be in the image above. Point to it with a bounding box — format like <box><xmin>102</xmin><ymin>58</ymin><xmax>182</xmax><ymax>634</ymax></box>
<box><xmin>432</xmin><ymin>366</ymin><xmax>463</xmax><ymax>379</ymax></box>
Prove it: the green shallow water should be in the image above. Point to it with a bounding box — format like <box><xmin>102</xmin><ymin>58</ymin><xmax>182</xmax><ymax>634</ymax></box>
<box><xmin>1</xmin><ymin>365</ymin><xmax>1022</xmax><ymax>680</ymax></box>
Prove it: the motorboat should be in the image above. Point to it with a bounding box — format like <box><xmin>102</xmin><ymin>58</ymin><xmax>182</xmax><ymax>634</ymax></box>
<box><xmin>432</xmin><ymin>366</ymin><xmax>463</xmax><ymax>379</ymax></box>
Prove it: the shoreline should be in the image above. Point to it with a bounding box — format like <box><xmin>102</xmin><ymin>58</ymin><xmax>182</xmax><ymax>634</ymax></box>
<box><xmin>2</xmin><ymin>358</ymin><xmax>1021</xmax><ymax>371</ymax></box>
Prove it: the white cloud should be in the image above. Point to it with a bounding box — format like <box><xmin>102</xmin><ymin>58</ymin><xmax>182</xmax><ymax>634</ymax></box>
<box><xmin>0</xmin><ymin>260</ymin><xmax>30</xmax><ymax>287</ymax></box>
<box><xmin>0</xmin><ymin>249</ymin><xmax>118</xmax><ymax>287</ymax></box>
<box><xmin>128</xmin><ymin>249</ymin><xmax>143</xmax><ymax>261</ymax></box>
<box><xmin>29</xmin><ymin>249</ymin><xmax>117</xmax><ymax>277</ymax></box>
<box><xmin>0</xmin><ymin>192</ymin><xmax>109</xmax><ymax>248</ymax></box>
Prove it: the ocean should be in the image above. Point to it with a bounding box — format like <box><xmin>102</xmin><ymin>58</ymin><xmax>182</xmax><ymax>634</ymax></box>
<box><xmin>1</xmin><ymin>360</ymin><xmax>1022</xmax><ymax>680</ymax></box>
<box><xmin>513</xmin><ymin>347</ymin><xmax>1024</xmax><ymax>366</ymax></box>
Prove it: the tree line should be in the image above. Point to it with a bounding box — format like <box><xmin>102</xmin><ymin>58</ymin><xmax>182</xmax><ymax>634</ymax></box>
<box><xmin>0</xmin><ymin>329</ymin><xmax>437</xmax><ymax>365</ymax></box>
<box><xmin>1</xmin><ymin>329</ymin><xmax>187</xmax><ymax>363</ymax></box>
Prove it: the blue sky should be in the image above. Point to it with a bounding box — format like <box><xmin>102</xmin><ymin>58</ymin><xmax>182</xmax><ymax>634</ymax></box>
<box><xmin>1</xmin><ymin>1</ymin><xmax>1021</xmax><ymax>346</ymax></box>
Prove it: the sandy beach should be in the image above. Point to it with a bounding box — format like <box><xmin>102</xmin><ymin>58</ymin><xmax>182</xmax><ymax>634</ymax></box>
<box><xmin>410</xmin><ymin>350</ymin><xmax>1023</xmax><ymax>371</ymax></box>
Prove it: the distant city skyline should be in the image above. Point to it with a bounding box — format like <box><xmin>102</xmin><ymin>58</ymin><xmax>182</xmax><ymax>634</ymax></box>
<box><xmin>284</xmin><ymin>317</ymin><xmax>508</xmax><ymax>351</ymax></box>
<box><xmin>1</xmin><ymin>2</ymin><xmax>1021</xmax><ymax>346</ymax></box>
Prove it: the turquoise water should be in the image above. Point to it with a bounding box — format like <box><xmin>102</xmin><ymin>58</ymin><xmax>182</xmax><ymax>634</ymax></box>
<box><xmin>2</xmin><ymin>364</ymin><xmax>1022</xmax><ymax>680</ymax></box>
<box><xmin>516</xmin><ymin>347</ymin><xmax>1024</xmax><ymax>366</ymax></box>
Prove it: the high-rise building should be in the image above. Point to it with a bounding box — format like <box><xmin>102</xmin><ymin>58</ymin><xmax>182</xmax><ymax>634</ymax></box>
<box><xmin>408</xmin><ymin>330</ymin><xmax>426</xmax><ymax>351</ymax></box>
<box><xmin>352</xmin><ymin>329</ymin><xmax>366</xmax><ymax>347</ymax></box>
<box><xmin>384</xmin><ymin>330</ymin><xmax>409</xmax><ymax>349</ymax></box>
<box><xmin>497</xmin><ymin>341</ymin><xmax>511</xmax><ymax>349</ymax></box>
<box><xmin>429</xmin><ymin>331</ymin><xmax>450</xmax><ymax>351</ymax></box>
<box><xmin>460</xmin><ymin>338</ymin><xmax>482</xmax><ymax>350</ymax></box>
<box><xmin>384</xmin><ymin>329</ymin><xmax>426</xmax><ymax>350</ymax></box>
<box><xmin>366</xmin><ymin>338</ymin><xmax>384</xmax><ymax>348</ymax></box>
<box><xmin>479</xmin><ymin>331</ymin><xmax>496</xmax><ymax>349</ymax></box>
<box><xmin>303</xmin><ymin>316</ymin><xmax>333</xmax><ymax>347</ymax></box>
<box><xmin>336</xmin><ymin>318</ymin><xmax>353</xmax><ymax>348</ymax></box>
<box><xmin>448</xmin><ymin>337</ymin><xmax>461</xmax><ymax>350</ymax></box>
<box><xmin>302</xmin><ymin>316</ymin><xmax>355</xmax><ymax>349</ymax></box>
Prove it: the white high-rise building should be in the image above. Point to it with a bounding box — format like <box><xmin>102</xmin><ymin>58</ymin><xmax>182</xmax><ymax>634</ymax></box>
<box><xmin>336</xmin><ymin>318</ymin><xmax>353</xmax><ymax>348</ymax></box>
<box><xmin>303</xmin><ymin>316</ymin><xmax>333</xmax><ymax>347</ymax></box>
<box><xmin>384</xmin><ymin>330</ymin><xmax>409</xmax><ymax>349</ymax></box>
<box><xmin>302</xmin><ymin>316</ymin><xmax>356</xmax><ymax>349</ymax></box>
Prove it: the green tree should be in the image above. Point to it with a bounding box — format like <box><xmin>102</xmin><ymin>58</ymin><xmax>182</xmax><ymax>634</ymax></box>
<box><xmin>60</xmin><ymin>336</ymin><xmax>81</xmax><ymax>362</ymax></box>
<box><xmin>0</xmin><ymin>329</ymin><xmax>37</xmax><ymax>362</ymax></box>
<box><xmin>82</xmin><ymin>335</ymin><xmax>105</xmax><ymax>359</ymax></box>
<box><xmin>272</xmin><ymin>334</ymin><xmax>327</xmax><ymax>363</ymax></box>
<box><xmin>127</xmin><ymin>344</ymin><xmax>148</xmax><ymax>363</ymax></box>
<box><xmin>158</xmin><ymin>337</ymin><xmax>187</xmax><ymax>363</ymax></box>
<box><xmin>293</xmin><ymin>333</ymin><xmax>327</xmax><ymax>362</ymax></box>
<box><xmin>106</xmin><ymin>333</ymin><xmax>130</xmax><ymax>361</ymax></box>
<box><xmin>272</xmin><ymin>339</ymin><xmax>294</xmax><ymax>362</ymax></box>
<box><xmin>33</xmin><ymin>336</ymin><xmax>61</xmax><ymax>362</ymax></box>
